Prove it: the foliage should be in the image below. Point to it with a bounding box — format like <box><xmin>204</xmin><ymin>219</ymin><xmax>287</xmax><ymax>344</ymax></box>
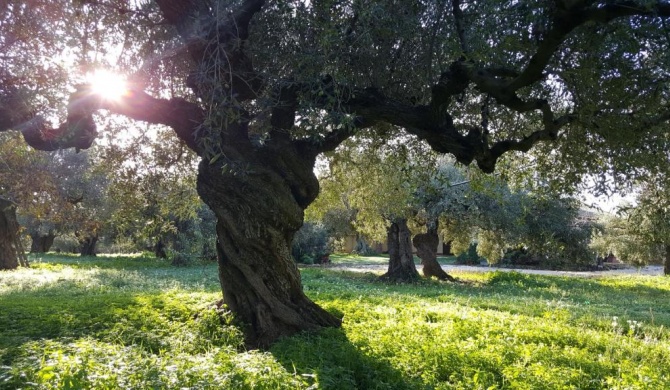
<box><xmin>4</xmin><ymin>0</ymin><xmax>670</xmax><ymax>346</ymax></box>
<box><xmin>315</xmin><ymin>142</ymin><xmax>595</xmax><ymax>268</ymax></box>
<box><xmin>0</xmin><ymin>133</ymin><xmax>75</xmax><ymax>228</ymax></box>
<box><xmin>2</xmin><ymin>254</ymin><xmax>670</xmax><ymax>389</ymax></box>
<box><xmin>592</xmin><ymin>172</ymin><xmax>670</xmax><ymax>271</ymax></box>
<box><xmin>428</xmin><ymin>161</ymin><xmax>597</xmax><ymax>268</ymax></box>
<box><xmin>454</xmin><ymin>243</ymin><xmax>482</xmax><ymax>265</ymax></box>
<box><xmin>310</xmin><ymin>129</ymin><xmax>436</xmax><ymax>243</ymax></box>
<box><xmin>102</xmin><ymin>125</ymin><xmax>204</xmax><ymax>254</ymax></box>
<box><xmin>620</xmin><ymin>176</ymin><xmax>670</xmax><ymax>269</ymax></box>
<box><xmin>292</xmin><ymin>222</ymin><xmax>330</xmax><ymax>264</ymax></box>
<box><xmin>0</xmin><ymin>132</ymin><xmax>115</xmax><ymax>254</ymax></box>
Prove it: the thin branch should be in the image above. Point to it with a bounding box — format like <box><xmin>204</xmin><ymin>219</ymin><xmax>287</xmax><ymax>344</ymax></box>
<box><xmin>80</xmin><ymin>0</ymin><xmax>156</xmax><ymax>20</ymax></box>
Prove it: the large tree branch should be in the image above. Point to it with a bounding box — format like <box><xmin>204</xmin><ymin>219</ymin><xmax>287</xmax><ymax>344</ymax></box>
<box><xmin>309</xmin><ymin>116</ymin><xmax>377</xmax><ymax>154</ymax></box>
<box><xmin>154</xmin><ymin>0</ymin><xmax>212</xmax><ymax>62</ymax></box>
<box><xmin>232</xmin><ymin>0</ymin><xmax>266</xmax><ymax>40</ymax></box>
<box><xmin>299</xmin><ymin>82</ymin><xmax>483</xmax><ymax>165</ymax></box>
<box><xmin>451</xmin><ymin>0</ymin><xmax>470</xmax><ymax>55</ymax></box>
<box><xmin>508</xmin><ymin>0</ymin><xmax>670</xmax><ymax>92</ymax></box>
<box><xmin>412</xmin><ymin>0</ymin><xmax>670</xmax><ymax>171</ymax></box>
<box><xmin>297</xmin><ymin>78</ymin><xmax>581</xmax><ymax>172</ymax></box>
<box><xmin>18</xmin><ymin>86</ymin><xmax>204</xmax><ymax>153</ymax></box>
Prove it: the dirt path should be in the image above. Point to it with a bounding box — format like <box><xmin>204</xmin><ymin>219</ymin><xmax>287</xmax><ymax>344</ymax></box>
<box><xmin>326</xmin><ymin>263</ymin><xmax>665</xmax><ymax>277</ymax></box>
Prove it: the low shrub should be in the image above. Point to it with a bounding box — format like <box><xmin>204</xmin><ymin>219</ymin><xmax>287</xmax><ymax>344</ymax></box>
<box><xmin>455</xmin><ymin>243</ymin><xmax>482</xmax><ymax>265</ymax></box>
<box><xmin>292</xmin><ymin>222</ymin><xmax>331</xmax><ymax>264</ymax></box>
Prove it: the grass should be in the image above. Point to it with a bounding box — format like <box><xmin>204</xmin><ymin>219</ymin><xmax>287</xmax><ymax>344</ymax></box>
<box><xmin>1</xmin><ymin>253</ymin><xmax>669</xmax><ymax>389</ymax></box>
<box><xmin>327</xmin><ymin>253</ymin><xmax>457</xmax><ymax>266</ymax></box>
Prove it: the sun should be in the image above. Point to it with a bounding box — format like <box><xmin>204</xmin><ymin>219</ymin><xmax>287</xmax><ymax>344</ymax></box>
<box><xmin>86</xmin><ymin>69</ymin><xmax>128</xmax><ymax>101</ymax></box>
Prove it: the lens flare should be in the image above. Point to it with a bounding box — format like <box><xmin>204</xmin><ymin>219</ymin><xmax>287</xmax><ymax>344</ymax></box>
<box><xmin>86</xmin><ymin>70</ymin><xmax>128</xmax><ymax>100</ymax></box>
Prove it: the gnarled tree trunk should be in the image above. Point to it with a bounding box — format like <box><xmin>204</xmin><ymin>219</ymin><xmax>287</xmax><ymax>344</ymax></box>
<box><xmin>196</xmin><ymin>142</ymin><xmax>341</xmax><ymax>349</ymax></box>
<box><xmin>79</xmin><ymin>234</ymin><xmax>98</xmax><ymax>257</ymax></box>
<box><xmin>30</xmin><ymin>230</ymin><xmax>56</xmax><ymax>253</ymax></box>
<box><xmin>413</xmin><ymin>221</ymin><xmax>456</xmax><ymax>282</ymax></box>
<box><xmin>1</xmin><ymin>198</ymin><xmax>26</xmax><ymax>270</ymax></box>
<box><xmin>381</xmin><ymin>218</ymin><xmax>420</xmax><ymax>282</ymax></box>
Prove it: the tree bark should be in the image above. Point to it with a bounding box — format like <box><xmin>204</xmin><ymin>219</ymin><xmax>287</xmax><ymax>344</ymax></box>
<box><xmin>380</xmin><ymin>218</ymin><xmax>420</xmax><ymax>282</ymax></box>
<box><xmin>196</xmin><ymin>149</ymin><xmax>341</xmax><ymax>349</ymax></box>
<box><xmin>413</xmin><ymin>222</ymin><xmax>456</xmax><ymax>282</ymax></box>
<box><xmin>79</xmin><ymin>235</ymin><xmax>98</xmax><ymax>257</ymax></box>
<box><xmin>665</xmin><ymin>244</ymin><xmax>670</xmax><ymax>276</ymax></box>
<box><xmin>354</xmin><ymin>234</ymin><xmax>375</xmax><ymax>255</ymax></box>
<box><xmin>30</xmin><ymin>230</ymin><xmax>56</xmax><ymax>253</ymax></box>
<box><xmin>0</xmin><ymin>198</ymin><xmax>25</xmax><ymax>269</ymax></box>
<box><xmin>154</xmin><ymin>238</ymin><xmax>167</xmax><ymax>259</ymax></box>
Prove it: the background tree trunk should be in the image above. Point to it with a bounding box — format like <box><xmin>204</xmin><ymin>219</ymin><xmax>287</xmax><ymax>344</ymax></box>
<box><xmin>413</xmin><ymin>222</ymin><xmax>456</xmax><ymax>281</ymax></box>
<box><xmin>30</xmin><ymin>230</ymin><xmax>56</xmax><ymax>253</ymax></box>
<box><xmin>443</xmin><ymin>240</ymin><xmax>453</xmax><ymax>256</ymax></box>
<box><xmin>665</xmin><ymin>244</ymin><xmax>670</xmax><ymax>276</ymax></box>
<box><xmin>0</xmin><ymin>198</ymin><xmax>20</xmax><ymax>270</ymax></box>
<box><xmin>154</xmin><ymin>238</ymin><xmax>167</xmax><ymax>259</ymax></box>
<box><xmin>381</xmin><ymin>218</ymin><xmax>420</xmax><ymax>282</ymax></box>
<box><xmin>79</xmin><ymin>235</ymin><xmax>98</xmax><ymax>257</ymax></box>
<box><xmin>354</xmin><ymin>234</ymin><xmax>374</xmax><ymax>255</ymax></box>
<box><xmin>197</xmin><ymin>153</ymin><xmax>341</xmax><ymax>349</ymax></box>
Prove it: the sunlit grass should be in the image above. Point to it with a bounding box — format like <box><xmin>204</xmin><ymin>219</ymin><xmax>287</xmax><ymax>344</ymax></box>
<box><xmin>1</xmin><ymin>253</ymin><xmax>669</xmax><ymax>389</ymax></box>
<box><xmin>328</xmin><ymin>253</ymin><xmax>457</xmax><ymax>266</ymax></box>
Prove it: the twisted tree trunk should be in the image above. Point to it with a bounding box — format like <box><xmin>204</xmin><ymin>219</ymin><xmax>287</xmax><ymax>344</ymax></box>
<box><xmin>381</xmin><ymin>218</ymin><xmax>420</xmax><ymax>282</ymax></box>
<box><xmin>0</xmin><ymin>198</ymin><xmax>20</xmax><ymax>270</ymax></box>
<box><xmin>413</xmin><ymin>222</ymin><xmax>456</xmax><ymax>282</ymax></box>
<box><xmin>196</xmin><ymin>141</ymin><xmax>341</xmax><ymax>349</ymax></box>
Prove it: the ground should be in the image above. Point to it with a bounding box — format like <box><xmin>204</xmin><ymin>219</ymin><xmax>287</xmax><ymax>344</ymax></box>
<box><xmin>323</xmin><ymin>253</ymin><xmax>665</xmax><ymax>277</ymax></box>
<box><xmin>1</xmin><ymin>253</ymin><xmax>669</xmax><ymax>389</ymax></box>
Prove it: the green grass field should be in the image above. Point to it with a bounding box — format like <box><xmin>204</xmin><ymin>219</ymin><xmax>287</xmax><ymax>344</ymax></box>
<box><xmin>1</xmin><ymin>253</ymin><xmax>669</xmax><ymax>389</ymax></box>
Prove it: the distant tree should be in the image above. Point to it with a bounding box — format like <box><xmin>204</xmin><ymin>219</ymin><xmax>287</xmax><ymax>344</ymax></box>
<box><xmin>427</xmin><ymin>160</ymin><xmax>594</xmax><ymax>268</ymax></box>
<box><xmin>611</xmin><ymin>177</ymin><xmax>670</xmax><ymax>274</ymax></box>
<box><xmin>0</xmin><ymin>132</ymin><xmax>115</xmax><ymax>257</ymax></box>
<box><xmin>311</xmin><ymin>131</ymin><xmax>437</xmax><ymax>282</ymax></box>
<box><xmin>0</xmin><ymin>133</ymin><xmax>80</xmax><ymax>254</ymax></box>
<box><xmin>101</xmin><ymin>125</ymin><xmax>207</xmax><ymax>260</ymax></box>
<box><xmin>590</xmin><ymin>214</ymin><xmax>647</xmax><ymax>266</ymax></box>
<box><xmin>632</xmin><ymin>185</ymin><xmax>670</xmax><ymax>275</ymax></box>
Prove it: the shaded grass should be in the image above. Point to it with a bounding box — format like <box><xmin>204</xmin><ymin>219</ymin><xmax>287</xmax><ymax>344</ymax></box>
<box><xmin>1</xmin><ymin>253</ymin><xmax>669</xmax><ymax>389</ymax></box>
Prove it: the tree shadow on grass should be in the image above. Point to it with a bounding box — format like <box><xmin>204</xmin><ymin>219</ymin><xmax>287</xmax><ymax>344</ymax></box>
<box><xmin>271</xmin><ymin>327</ymin><xmax>427</xmax><ymax>390</ymax></box>
<box><xmin>0</xmin><ymin>284</ymin><xmax>215</xmax><ymax>365</ymax></box>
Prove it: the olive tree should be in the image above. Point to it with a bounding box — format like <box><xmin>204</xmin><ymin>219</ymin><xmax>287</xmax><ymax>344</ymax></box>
<box><xmin>310</xmin><ymin>130</ymin><xmax>437</xmax><ymax>282</ymax></box>
<box><xmin>595</xmin><ymin>177</ymin><xmax>670</xmax><ymax>274</ymax></box>
<box><xmin>2</xmin><ymin>0</ymin><xmax>670</xmax><ymax>347</ymax></box>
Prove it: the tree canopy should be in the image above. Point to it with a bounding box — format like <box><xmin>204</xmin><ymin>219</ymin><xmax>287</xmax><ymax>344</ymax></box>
<box><xmin>3</xmin><ymin>0</ymin><xmax>670</xmax><ymax>347</ymax></box>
